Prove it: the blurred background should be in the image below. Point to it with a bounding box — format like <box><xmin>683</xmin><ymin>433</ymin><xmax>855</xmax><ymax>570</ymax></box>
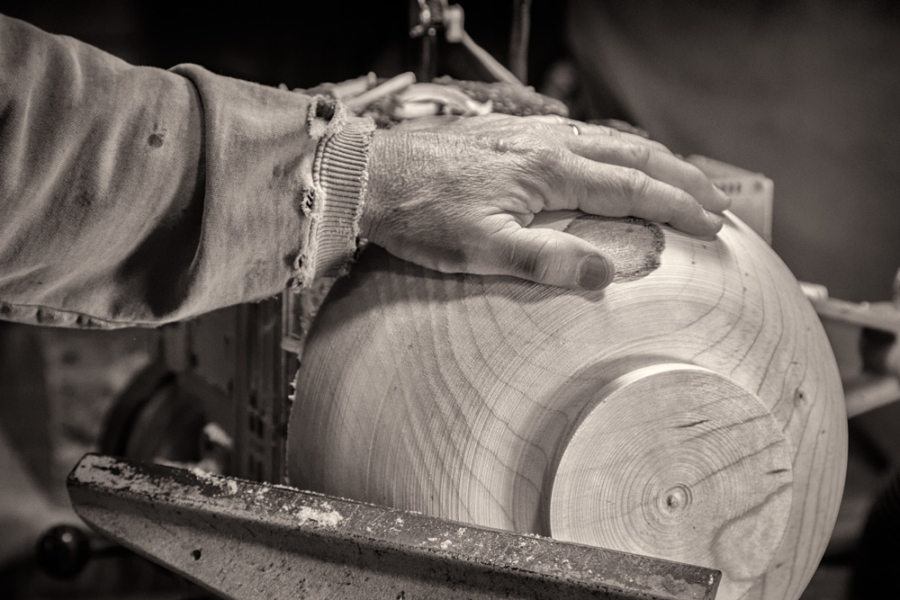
<box><xmin>1</xmin><ymin>0</ymin><xmax>899</xmax><ymax>598</ymax></box>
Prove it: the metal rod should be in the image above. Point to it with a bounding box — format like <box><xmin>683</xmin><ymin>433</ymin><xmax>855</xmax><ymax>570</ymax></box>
<box><xmin>68</xmin><ymin>454</ymin><xmax>720</xmax><ymax>600</ymax></box>
<box><xmin>509</xmin><ymin>0</ymin><xmax>532</xmax><ymax>84</ymax></box>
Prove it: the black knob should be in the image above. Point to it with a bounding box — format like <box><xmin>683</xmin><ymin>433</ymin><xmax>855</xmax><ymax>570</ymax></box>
<box><xmin>35</xmin><ymin>524</ymin><xmax>91</xmax><ymax>580</ymax></box>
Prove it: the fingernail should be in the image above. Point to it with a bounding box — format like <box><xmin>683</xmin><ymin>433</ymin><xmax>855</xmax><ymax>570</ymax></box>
<box><xmin>715</xmin><ymin>187</ymin><xmax>732</xmax><ymax>208</ymax></box>
<box><xmin>706</xmin><ymin>212</ymin><xmax>724</xmax><ymax>230</ymax></box>
<box><xmin>577</xmin><ymin>255</ymin><xmax>614</xmax><ymax>290</ymax></box>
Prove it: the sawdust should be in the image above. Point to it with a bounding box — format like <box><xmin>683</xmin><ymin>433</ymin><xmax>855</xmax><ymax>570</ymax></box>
<box><xmin>189</xmin><ymin>467</ymin><xmax>238</xmax><ymax>495</ymax></box>
<box><xmin>295</xmin><ymin>505</ymin><xmax>343</xmax><ymax>527</ymax></box>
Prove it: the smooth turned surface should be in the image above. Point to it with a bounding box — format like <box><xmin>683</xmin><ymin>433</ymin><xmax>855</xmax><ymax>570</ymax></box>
<box><xmin>288</xmin><ymin>211</ymin><xmax>848</xmax><ymax>600</ymax></box>
<box><xmin>550</xmin><ymin>363</ymin><xmax>792</xmax><ymax>600</ymax></box>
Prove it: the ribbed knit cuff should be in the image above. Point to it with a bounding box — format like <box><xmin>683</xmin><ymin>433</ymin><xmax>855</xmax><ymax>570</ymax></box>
<box><xmin>297</xmin><ymin>115</ymin><xmax>375</xmax><ymax>285</ymax></box>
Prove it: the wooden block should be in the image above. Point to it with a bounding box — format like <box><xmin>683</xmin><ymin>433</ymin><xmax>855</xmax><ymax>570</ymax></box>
<box><xmin>288</xmin><ymin>210</ymin><xmax>847</xmax><ymax>600</ymax></box>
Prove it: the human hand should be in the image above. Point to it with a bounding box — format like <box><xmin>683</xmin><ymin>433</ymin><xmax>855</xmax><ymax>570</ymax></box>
<box><xmin>360</xmin><ymin>114</ymin><xmax>730</xmax><ymax>290</ymax></box>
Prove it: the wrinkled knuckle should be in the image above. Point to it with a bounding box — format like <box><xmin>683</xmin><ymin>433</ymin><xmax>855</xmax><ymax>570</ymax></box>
<box><xmin>620</xmin><ymin>168</ymin><xmax>650</xmax><ymax>198</ymax></box>
<box><xmin>600</xmin><ymin>125</ymin><xmax>622</xmax><ymax>138</ymax></box>
<box><xmin>511</xmin><ymin>244</ymin><xmax>540</xmax><ymax>279</ymax></box>
<box><xmin>545</xmin><ymin>147</ymin><xmax>580</xmax><ymax>191</ymax></box>
<box><xmin>527</xmin><ymin>142</ymin><xmax>563</xmax><ymax>169</ymax></box>
<box><xmin>532</xmin><ymin>239</ymin><xmax>558</xmax><ymax>283</ymax></box>
<box><xmin>510</xmin><ymin>237</ymin><xmax>554</xmax><ymax>282</ymax></box>
<box><xmin>627</xmin><ymin>143</ymin><xmax>652</xmax><ymax>169</ymax></box>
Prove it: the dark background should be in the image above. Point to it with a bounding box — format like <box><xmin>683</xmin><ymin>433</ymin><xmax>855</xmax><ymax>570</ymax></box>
<box><xmin>0</xmin><ymin>0</ymin><xmax>570</xmax><ymax>98</ymax></box>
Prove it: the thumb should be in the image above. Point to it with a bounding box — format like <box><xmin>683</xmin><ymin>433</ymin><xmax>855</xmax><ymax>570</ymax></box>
<box><xmin>486</xmin><ymin>227</ymin><xmax>616</xmax><ymax>290</ymax></box>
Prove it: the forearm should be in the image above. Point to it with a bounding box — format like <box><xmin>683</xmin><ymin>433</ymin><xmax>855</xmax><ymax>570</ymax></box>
<box><xmin>0</xmin><ymin>14</ymin><xmax>373</xmax><ymax>328</ymax></box>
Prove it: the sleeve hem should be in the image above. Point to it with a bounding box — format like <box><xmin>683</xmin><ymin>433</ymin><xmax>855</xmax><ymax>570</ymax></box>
<box><xmin>294</xmin><ymin>110</ymin><xmax>375</xmax><ymax>287</ymax></box>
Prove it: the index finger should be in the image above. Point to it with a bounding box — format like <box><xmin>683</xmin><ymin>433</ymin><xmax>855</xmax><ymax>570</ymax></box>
<box><xmin>557</xmin><ymin>153</ymin><xmax>724</xmax><ymax>237</ymax></box>
<box><xmin>565</xmin><ymin>135</ymin><xmax>732</xmax><ymax>213</ymax></box>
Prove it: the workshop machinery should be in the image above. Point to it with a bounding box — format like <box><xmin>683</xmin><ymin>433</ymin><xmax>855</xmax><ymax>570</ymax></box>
<box><xmin>44</xmin><ymin>2</ymin><xmax>900</xmax><ymax>599</ymax></box>
<box><xmin>52</xmin><ymin>155</ymin><xmax>778</xmax><ymax>600</ymax></box>
<box><xmin>46</xmin><ymin>3</ymin><xmax>727</xmax><ymax>598</ymax></box>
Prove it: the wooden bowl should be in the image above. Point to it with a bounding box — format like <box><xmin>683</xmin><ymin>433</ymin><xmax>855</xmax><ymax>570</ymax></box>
<box><xmin>288</xmin><ymin>210</ymin><xmax>847</xmax><ymax>600</ymax></box>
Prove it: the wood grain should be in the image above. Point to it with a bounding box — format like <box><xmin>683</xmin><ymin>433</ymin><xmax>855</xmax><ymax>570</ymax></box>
<box><xmin>287</xmin><ymin>211</ymin><xmax>847</xmax><ymax>600</ymax></box>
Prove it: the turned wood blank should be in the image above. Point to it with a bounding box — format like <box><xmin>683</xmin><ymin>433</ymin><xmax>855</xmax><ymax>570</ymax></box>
<box><xmin>288</xmin><ymin>211</ymin><xmax>847</xmax><ymax>600</ymax></box>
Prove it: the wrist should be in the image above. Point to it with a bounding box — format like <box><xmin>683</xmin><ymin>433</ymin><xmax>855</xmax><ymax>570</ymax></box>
<box><xmin>359</xmin><ymin>129</ymin><xmax>389</xmax><ymax>242</ymax></box>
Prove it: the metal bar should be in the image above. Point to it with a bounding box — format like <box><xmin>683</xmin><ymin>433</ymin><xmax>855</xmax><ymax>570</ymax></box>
<box><xmin>460</xmin><ymin>31</ymin><xmax>521</xmax><ymax>85</ymax></box>
<box><xmin>509</xmin><ymin>0</ymin><xmax>531</xmax><ymax>83</ymax></box>
<box><xmin>68</xmin><ymin>454</ymin><xmax>719</xmax><ymax>600</ymax></box>
<box><xmin>846</xmin><ymin>373</ymin><xmax>900</xmax><ymax>418</ymax></box>
<box><xmin>812</xmin><ymin>297</ymin><xmax>900</xmax><ymax>332</ymax></box>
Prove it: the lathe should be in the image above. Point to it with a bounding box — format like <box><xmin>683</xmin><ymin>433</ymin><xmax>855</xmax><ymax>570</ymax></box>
<box><xmin>43</xmin><ymin>2</ymin><xmax>889</xmax><ymax>599</ymax></box>
<box><xmin>55</xmin><ymin>144</ymin><xmax>852</xmax><ymax>600</ymax></box>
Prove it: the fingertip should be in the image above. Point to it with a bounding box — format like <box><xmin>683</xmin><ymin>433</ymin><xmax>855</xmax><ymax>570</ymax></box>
<box><xmin>713</xmin><ymin>185</ymin><xmax>733</xmax><ymax>211</ymax></box>
<box><xmin>706</xmin><ymin>211</ymin><xmax>725</xmax><ymax>233</ymax></box>
<box><xmin>673</xmin><ymin>208</ymin><xmax>724</xmax><ymax>237</ymax></box>
<box><xmin>695</xmin><ymin>184</ymin><xmax>731</xmax><ymax>214</ymax></box>
<box><xmin>576</xmin><ymin>254</ymin><xmax>615</xmax><ymax>291</ymax></box>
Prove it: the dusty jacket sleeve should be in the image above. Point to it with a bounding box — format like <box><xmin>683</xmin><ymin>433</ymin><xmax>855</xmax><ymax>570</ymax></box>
<box><xmin>0</xmin><ymin>14</ymin><xmax>374</xmax><ymax>328</ymax></box>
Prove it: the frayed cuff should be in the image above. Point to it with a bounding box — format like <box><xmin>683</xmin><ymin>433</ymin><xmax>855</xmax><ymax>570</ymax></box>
<box><xmin>293</xmin><ymin>104</ymin><xmax>375</xmax><ymax>287</ymax></box>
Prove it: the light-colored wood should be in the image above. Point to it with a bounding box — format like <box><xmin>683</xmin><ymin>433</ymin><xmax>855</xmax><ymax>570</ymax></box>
<box><xmin>550</xmin><ymin>363</ymin><xmax>794</xmax><ymax>597</ymax></box>
<box><xmin>288</xmin><ymin>211</ymin><xmax>847</xmax><ymax>600</ymax></box>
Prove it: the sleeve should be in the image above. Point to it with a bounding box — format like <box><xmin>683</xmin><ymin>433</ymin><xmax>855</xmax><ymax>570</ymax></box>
<box><xmin>0</xmin><ymin>14</ymin><xmax>374</xmax><ymax>329</ymax></box>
